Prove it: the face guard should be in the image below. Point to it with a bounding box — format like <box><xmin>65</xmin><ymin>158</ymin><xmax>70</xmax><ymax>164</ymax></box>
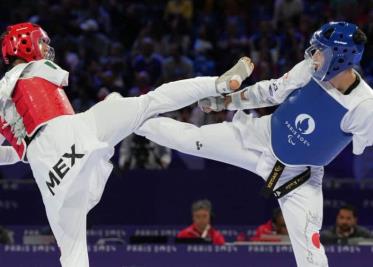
<box><xmin>304</xmin><ymin>21</ymin><xmax>364</xmax><ymax>81</ymax></box>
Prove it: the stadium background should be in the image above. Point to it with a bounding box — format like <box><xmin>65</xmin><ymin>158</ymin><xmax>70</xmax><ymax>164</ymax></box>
<box><xmin>0</xmin><ymin>1</ymin><xmax>372</xmax><ymax>266</ymax></box>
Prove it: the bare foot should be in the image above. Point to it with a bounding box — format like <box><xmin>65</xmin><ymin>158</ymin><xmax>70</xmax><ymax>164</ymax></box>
<box><xmin>229</xmin><ymin>80</ymin><xmax>241</xmax><ymax>91</ymax></box>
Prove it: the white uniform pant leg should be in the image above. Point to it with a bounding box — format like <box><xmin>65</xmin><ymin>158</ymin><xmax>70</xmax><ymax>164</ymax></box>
<box><xmin>278</xmin><ymin>175</ymin><xmax>329</xmax><ymax>267</ymax></box>
<box><xmin>43</xmin><ymin>177</ymin><xmax>90</xmax><ymax>267</ymax></box>
<box><xmin>136</xmin><ymin>117</ymin><xmax>261</xmax><ymax>173</ymax></box>
<box><xmin>86</xmin><ymin>77</ymin><xmax>218</xmax><ymax>147</ymax></box>
<box><xmin>50</xmin><ymin>159</ymin><xmax>92</xmax><ymax>267</ymax></box>
<box><xmin>57</xmin><ymin>207</ymin><xmax>89</xmax><ymax>267</ymax></box>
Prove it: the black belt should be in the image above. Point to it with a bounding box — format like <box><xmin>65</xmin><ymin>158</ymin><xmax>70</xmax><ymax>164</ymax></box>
<box><xmin>260</xmin><ymin>160</ymin><xmax>311</xmax><ymax>199</ymax></box>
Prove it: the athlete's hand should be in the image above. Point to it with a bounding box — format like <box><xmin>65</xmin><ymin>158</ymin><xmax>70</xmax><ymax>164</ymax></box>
<box><xmin>198</xmin><ymin>96</ymin><xmax>225</xmax><ymax>113</ymax></box>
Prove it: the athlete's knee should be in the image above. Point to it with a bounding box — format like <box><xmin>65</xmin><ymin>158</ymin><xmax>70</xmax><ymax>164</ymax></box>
<box><xmin>171</xmin><ymin>123</ymin><xmax>203</xmax><ymax>152</ymax></box>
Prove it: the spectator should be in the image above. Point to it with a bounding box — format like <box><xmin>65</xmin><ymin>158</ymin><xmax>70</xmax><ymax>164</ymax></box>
<box><xmin>237</xmin><ymin>208</ymin><xmax>288</xmax><ymax>242</ymax></box>
<box><xmin>128</xmin><ymin>71</ymin><xmax>153</xmax><ymax>97</ymax></box>
<box><xmin>162</xmin><ymin>43</ymin><xmax>194</xmax><ymax>82</ymax></box>
<box><xmin>160</xmin><ymin>15</ymin><xmax>191</xmax><ymax>57</ymax></box>
<box><xmin>132</xmin><ymin>37</ymin><xmax>163</xmax><ymax>85</ymax></box>
<box><xmin>216</xmin><ymin>17</ymin><xmax>250</xmax><ymax>67</ymax></box>
<box><xmin>177</xmin><ymin>199</ymin><xmax>225</xmax><ymax>245</ymax></box>
<box><xmin>78</xmin><ymin>19</ymin><xmax>111</xmax><ymax>60</ymax></box>
<box><xmin>250</xmin><ymin>20</ymin><xmax>279</xmax><ymax>66</ymax></box>
<box><xmin>321</xmin><ymin>204</ymin><xmax>373</xmax><ymax>245</ymax></box>
<box><xmin>118</xmin><ymin>134</ymin><xmax>171</xmax><ymax>170</ymax></box>
<box><xmin>273</xmin><ymin>0</ymin><xmax>304</xmax><ymax>28</ymax></box>
<box><xmin>164</xmin><ymin>0</ymin><xmax>193</xmax><ymax>23</ymax></box>
<box><xmin>193</xmin><ymin>25</ymin><xmax>216</xmax><ymax>76</ymax></box>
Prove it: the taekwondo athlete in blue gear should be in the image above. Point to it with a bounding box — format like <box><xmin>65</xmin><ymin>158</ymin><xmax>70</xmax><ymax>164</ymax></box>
<box><xmin>272</xmin><ymin>22</ymin><xmax>365</xmax><ymax>166</ymax></box>
<box><xmin>136</xmin><ymin>21</ymin><xmax>373</xmax><ymax>267</ymax></box>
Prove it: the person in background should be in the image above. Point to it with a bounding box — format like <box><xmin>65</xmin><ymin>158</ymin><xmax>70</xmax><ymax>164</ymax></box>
<box><xmin>250</xmin><ymin>208</ymin><xmax>288</xmax><ymax>242</ymax></box>
<box><xmin>118</xmin><ymin>134</ymin><xmax>171</xmax><ymax>170</ymax></box>
<box><xmin>236</xmin><ymin>208</ymin><xmax>288</xmax><ymax>242</ymax></box>
<box><xmin>177</xmin><ymin>199</ymin><xmax>225</xmax><ymax>245</ymax></box>
<box><xmin>321</xmin><ymin>204</ymin><xmax>373</xmax><ymax>245</ymax></box>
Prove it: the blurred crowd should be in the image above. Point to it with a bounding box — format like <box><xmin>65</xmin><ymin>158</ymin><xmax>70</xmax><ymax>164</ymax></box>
<box><xmin>0</xmin><ymin>0</ymin><xmax>372</xmax><ymax>172</ymax></box>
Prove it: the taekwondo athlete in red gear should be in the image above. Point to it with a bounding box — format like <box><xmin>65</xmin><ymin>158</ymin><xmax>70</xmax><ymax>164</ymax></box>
<box><xmin>0</xmin><ymin>22</ymin><xmax>254</xmax><ymax>267</ymax></box>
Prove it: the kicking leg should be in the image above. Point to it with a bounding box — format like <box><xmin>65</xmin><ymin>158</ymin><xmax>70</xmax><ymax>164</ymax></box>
<box><xmin>86</xmin><ymin>76</ymin><xmax>218</xmax><ymax>147</ymax></box>
<box><xmin>278</xmin><ymin>170</ymin><xmax>329</xmax><ymax>267</ymax></box>
<box><xmin>136</xmin><ymin>116</ymin><xmax>261</xmax><ymax>173</ymax></box>
<box><xmin>86</xmin><ymin>57</ymin><xmax>253</xmax><ymax>147</ymax></box>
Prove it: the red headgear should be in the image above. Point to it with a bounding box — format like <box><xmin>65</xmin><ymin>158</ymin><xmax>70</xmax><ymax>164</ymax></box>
<box><xmin>1</xmin><ymin>22</ymin><xmax>54</xmax><ymax>64</ymax></box>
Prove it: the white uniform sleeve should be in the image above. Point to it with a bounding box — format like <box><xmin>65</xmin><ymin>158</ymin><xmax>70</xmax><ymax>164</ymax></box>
<box><xmin>227</xmin><ymin>59</ymin><xmax>312</xmax><ymax>110</ymax></box>
<box><xmin>342</xmin><ymin>99</ymin><xmax>373</xmax><ymax>155</ymax></box>
<box><xmin>0</xmin><ymin>146</ymin><xmax>20</xmax><ymax>165</ymax></box>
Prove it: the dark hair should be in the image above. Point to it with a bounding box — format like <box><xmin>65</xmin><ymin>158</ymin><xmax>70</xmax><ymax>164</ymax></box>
<box><xmin>191</xmin><ymin>199</ymin><xmax>212</xmax><ymax>214</ymax></box>
<box><xmin>339</xmin><ymin>204</ymin><xmax>357</xmax><ymax>217</ymax></box>
<box><xmin>353</xmin><ymin>28</ymin><xmax>367</xmax><ymax>45</ymax></box>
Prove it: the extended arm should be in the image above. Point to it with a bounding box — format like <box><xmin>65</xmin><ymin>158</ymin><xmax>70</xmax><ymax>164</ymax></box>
<box><xmin>199</xmin><ymin>59</ymin><xmax>312</xmax><ymax>111</ymax></box>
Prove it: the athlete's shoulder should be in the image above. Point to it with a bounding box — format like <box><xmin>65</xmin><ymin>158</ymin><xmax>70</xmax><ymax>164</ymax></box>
<box><xmin>21</xmin><ymin>59</ymin><xmax>69</xmax><ymax>87</ymax></box>
<box><xmin>23</xmin><ymin>59</ymin><xmax>65</xmax><ymax>76</ymax></box>
<box><xmin>274</xmin><ymin>60</ymin><xmax>312</xmax><ymax>92</ymax></box>
<box><xmin>28</xmin><ymin>59</ymin><xmax>63</xmax><ymax>70</ymax></box>
<box><xmin>0</xmin><ymin>63</ymin><xmax>29</xmax><ymax>97</ymax></box>
<box><xmin>2</xmin><ymin>63</ymin><xmax>28</xmax><ymax>80</ymax></box>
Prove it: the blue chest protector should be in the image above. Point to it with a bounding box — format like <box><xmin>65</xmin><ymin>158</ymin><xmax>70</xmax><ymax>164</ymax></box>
<box><xmin>271</xmin><ymin>78</ymin><xmax>352</xmax><ymax>166</ymax></box>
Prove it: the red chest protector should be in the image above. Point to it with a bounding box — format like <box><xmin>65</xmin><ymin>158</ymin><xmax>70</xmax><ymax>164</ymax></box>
<box><xmin>12</xmin><ymin>77</ymin><xmax>75</xmax><ymax>136</ymax></box>
<box><xmin>0</xmin><ymin>76</ymin><xmax>75</xmax><ymax>160</ymax></box>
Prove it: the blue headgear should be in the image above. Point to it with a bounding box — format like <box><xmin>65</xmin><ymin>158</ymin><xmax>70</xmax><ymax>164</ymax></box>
<box><xmin>305</xmin><ymin>21</ymin><xmax>364</xmax><ymax>81</ymax></box>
